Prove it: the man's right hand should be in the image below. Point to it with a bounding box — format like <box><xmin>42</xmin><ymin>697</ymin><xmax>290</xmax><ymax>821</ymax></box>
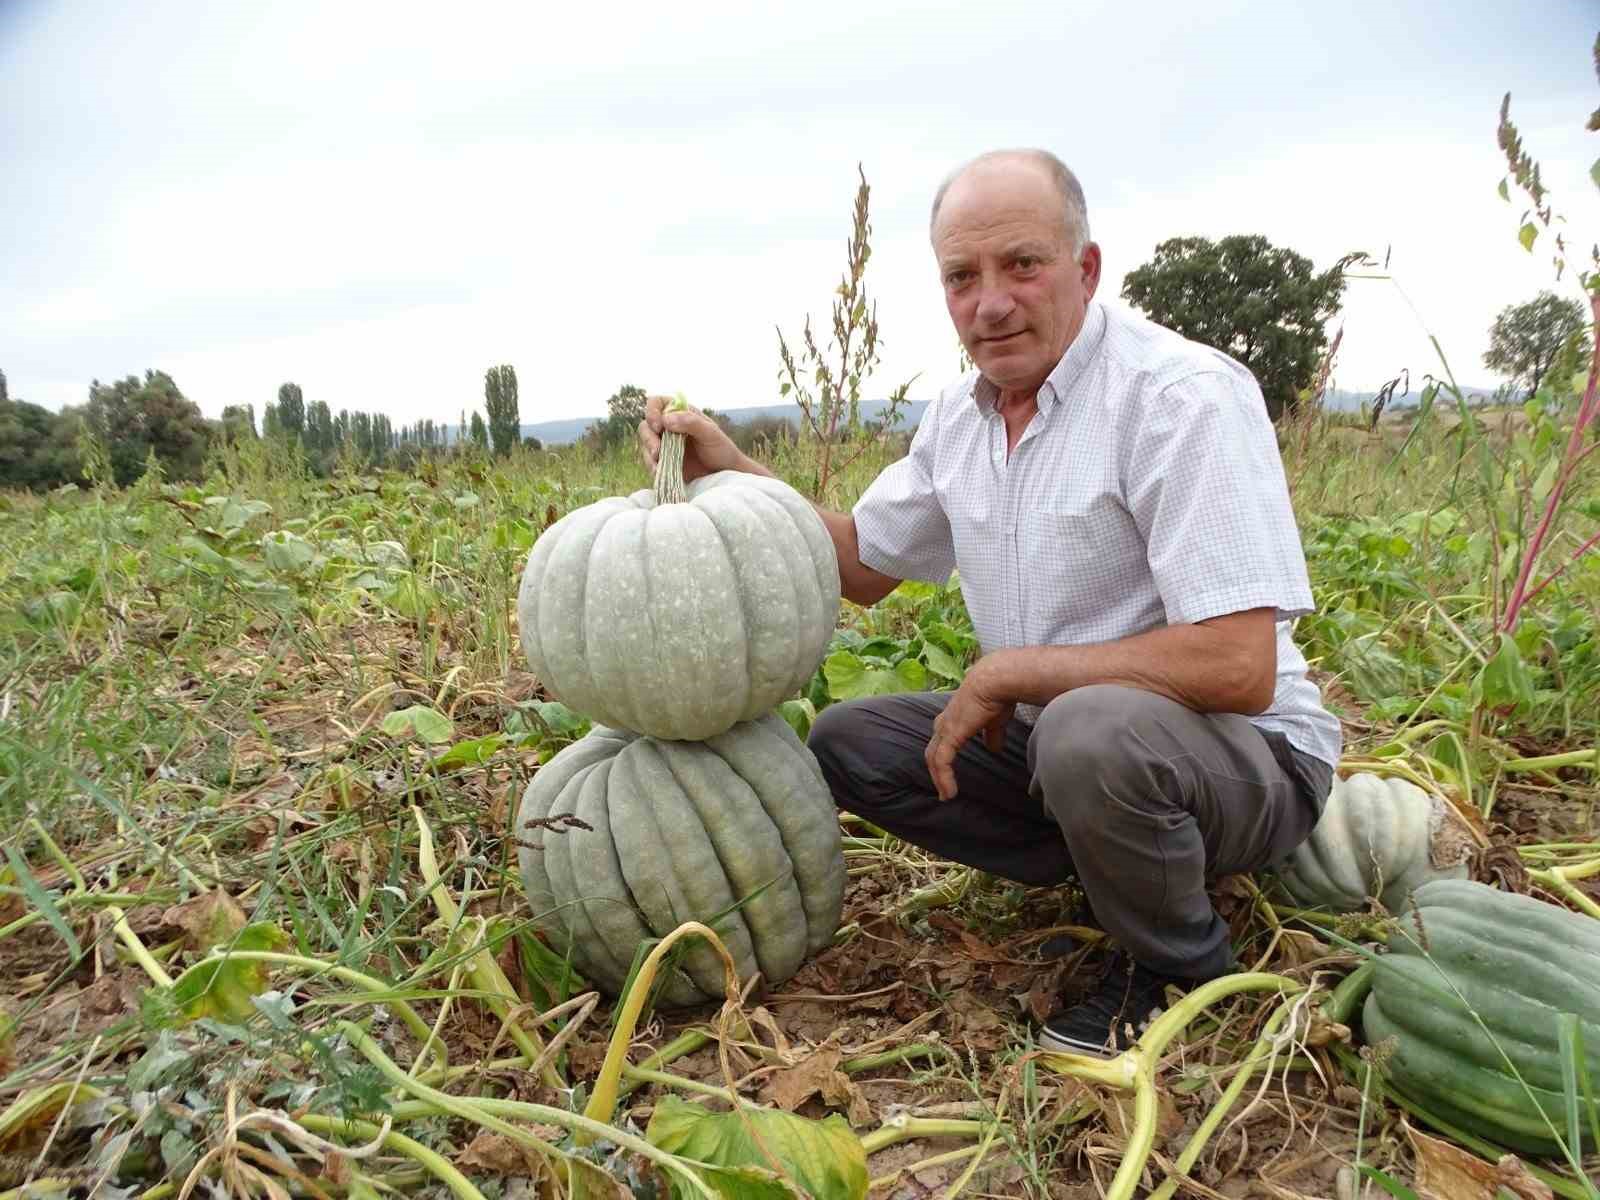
<box><xmin>639</xmin><ymin>395</ymin><xmax>767</xmax><ymax>483</ymax></box>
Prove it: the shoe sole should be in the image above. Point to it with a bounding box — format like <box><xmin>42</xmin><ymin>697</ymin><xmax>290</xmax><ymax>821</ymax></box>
<box><xmin>1036</xmin><ymin>1026</ymin><xmax>1124</xmax><ymax>1059</ymax></box>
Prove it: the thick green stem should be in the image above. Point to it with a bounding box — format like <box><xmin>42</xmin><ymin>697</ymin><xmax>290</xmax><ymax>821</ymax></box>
<box><xmin>337</xmin><ymin>1021</ymin><xmax>719</xmax><ymax>1200</ymax></box>
<box><xmin>104</xmin><ymin>906</ymin><xmax>173</xmax><ymax>988</ymax></box>
<box><xmin>296</xmin><ymin>1114</ymin><xmax>485</xmax><ymax>1200</ymax></box>
<box><xmin>1040</xmin><ymin>972</ymin><xmax>1302</xmax><ymax>1200</ymax></box>
<box><xmin>582</xmin><ymin>920</ymin><xmax>738</xmax><ymax>1140</ymax></box>
<box><xmin>859</xmin><ymin>1115</ymin><xmax>988</xmax><ymax>1154</ymax></box>
<box><xmin>1148</xmin><ymin>999</ymin><xmax>1297</xmax><ymax>1200</ymax></box>
<box><xmin>1501</xmin><ymin>748</ymin><xmax>1598</xmax><ymax>773</ymax></box>
<box><xmin>191</xmin><ymin>950</ymin><xmax>443</xmax><ymax>1067</ymax></box>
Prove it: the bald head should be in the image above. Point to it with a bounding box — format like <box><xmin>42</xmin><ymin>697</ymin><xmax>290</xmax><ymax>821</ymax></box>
<box><xmin>930</xmin><ymin>149</ymin><xmax>1090</xmax><ymax>256</ymax></box>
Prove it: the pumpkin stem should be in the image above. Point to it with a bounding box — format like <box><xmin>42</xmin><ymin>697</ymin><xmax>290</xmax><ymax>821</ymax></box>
<box><xmin>654</xmin><ymin>394</ymin><xmax>692</xmax><ymax>505</ymax></box>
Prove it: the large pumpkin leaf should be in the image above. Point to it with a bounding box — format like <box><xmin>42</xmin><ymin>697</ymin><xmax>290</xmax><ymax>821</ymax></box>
<box><xmin>823</xmin><ymin>651</ymin><xmax>926</xmax><ymax>701</ymax></box>
<box><xmin>645</xmin><ymin>1095</ymin><xmax>867</xmax><ymax>1200</ymax></box>
<box><xmin>163</xmin><ymin>923</ymin><xmax>289</xmax><ymax>1024</ymax></box>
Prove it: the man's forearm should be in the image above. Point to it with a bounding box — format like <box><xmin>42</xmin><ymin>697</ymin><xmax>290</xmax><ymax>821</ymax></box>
<box><xmin>978</xmin><ymin>612</ymin><xmax>1277</xmax><ymax>716</ymax></box>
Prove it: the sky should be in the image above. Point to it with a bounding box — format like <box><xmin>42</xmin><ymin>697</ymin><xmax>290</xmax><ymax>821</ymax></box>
<box><xmin>2</xmin><ymin>1</ymin><xmax>1596</xmax><ymax>426</ymax></box>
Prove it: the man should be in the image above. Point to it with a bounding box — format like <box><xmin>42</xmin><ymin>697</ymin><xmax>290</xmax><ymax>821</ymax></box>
<box><xmin>639</xmin><ymin>148</ymin><xmax>1340</xmax><ymax>1057</ymax></box>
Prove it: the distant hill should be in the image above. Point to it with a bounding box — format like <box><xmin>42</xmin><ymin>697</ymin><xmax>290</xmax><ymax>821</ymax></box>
<box><xmin>516</xmin><ymin>385</ymin><xmax>1505</xmax><ymax>445</ymax></box>
<box><xmin>521</xmin><ymin>397</ymin><xmax>931</xmax><ymax>446</ymax></box>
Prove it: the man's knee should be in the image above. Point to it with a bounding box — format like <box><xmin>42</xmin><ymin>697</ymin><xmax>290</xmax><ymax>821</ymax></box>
<box><xmin>1031</xmin><ymin>685</ymin><xmax>1180</xmax><ymax>832</ymax></box>
<box><xmin>806</xmin><ymin>698</ymin><xmax>925</xmax><ymax>813</ymax></box>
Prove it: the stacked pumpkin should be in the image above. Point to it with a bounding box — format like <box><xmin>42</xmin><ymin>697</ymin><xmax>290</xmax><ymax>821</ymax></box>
<box><xmin>514</xmin><ymin>410</ymin><xmax>846</xmax><ymax>1004</ymax></box>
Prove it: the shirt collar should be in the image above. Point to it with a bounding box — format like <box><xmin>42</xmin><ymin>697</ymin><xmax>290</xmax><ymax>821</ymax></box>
<box><xmin>971</xmin><ymin>299</ymin><xmax>1108</xmax><ymax>416</ymax></box>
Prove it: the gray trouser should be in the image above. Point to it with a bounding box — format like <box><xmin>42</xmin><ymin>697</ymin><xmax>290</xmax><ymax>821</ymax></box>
<box><xmin>807</xmin><ymin>684</ymin><xmax>1333</xmax><ymax>980</ymax></box>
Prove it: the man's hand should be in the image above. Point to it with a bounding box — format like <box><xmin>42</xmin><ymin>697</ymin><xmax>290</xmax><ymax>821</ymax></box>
<box><xmin>639</xmin><ymin>395</ymin><xmax>766</xmax><ymax>482</ymax></box>
<box><xmin>926</xmin><ymin>653</ymin><xmax>1018</xmax><ymax>802</ymax></box>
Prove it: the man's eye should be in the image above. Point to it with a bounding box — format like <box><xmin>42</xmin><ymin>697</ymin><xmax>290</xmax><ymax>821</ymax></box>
<box><xmin>1014</xmin><ymin>256</ymin><xmax>1037</xmax><ymax>270</ymax></box>
<box><xmin>945</xmin><ymin>271</ymin><xmax>972</xmax><ymax>286</ymax></box>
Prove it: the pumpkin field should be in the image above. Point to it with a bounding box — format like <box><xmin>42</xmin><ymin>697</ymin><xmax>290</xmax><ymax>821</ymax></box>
<box><xmin>0</xmin><ymin>360</ymin><xmax>1597</xmax><ymax>1200</ymax></box>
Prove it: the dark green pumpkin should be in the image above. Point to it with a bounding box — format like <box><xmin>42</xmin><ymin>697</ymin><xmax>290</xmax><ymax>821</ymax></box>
<box><xmin>515</xmin><ymin>713</ymin><xmax>845</xmax><ymax>1006</ymax></box>
<box><xmin>1364</xmin><ymin>878</ymin><xmax>1600</xmax><ymax>1153</ymax></box>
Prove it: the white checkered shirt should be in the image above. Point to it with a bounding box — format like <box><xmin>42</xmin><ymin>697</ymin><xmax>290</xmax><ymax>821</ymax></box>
<box><xmin>852</xmin><ymin>299</ymin><xmax>1342</xmax><ymax>767</ymax></box>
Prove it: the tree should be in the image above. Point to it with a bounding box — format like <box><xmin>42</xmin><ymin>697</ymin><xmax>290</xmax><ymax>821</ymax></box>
<box><xmin>1120</xmin><ymin>234</ymin><xmax>1348</xmax><ymax>419</ymax></box>
<box><xmin>484</xmin><ymin>365</ymin><xmax>520</xmax><ymax>455</ymax></box>
<box><xmin>469</xmin><ymin>411</ymin><xmax>489</xmax><ymax>447</ymax></box>
<box><xmin>262</xmin><ymin>400</ymin><xmax>281</xmax><ymax>439</ymax></box>
<box><xmin>84</xmin><ymin>370</ymin><xmax>210</xmax><ymax>486</ymax></box>
<box><xmin>1483</xmin><ymin>290</ymin><xmax>1591</xmax><ymax>399</ymax></box>
<box><xmin>306</xmin><ymin>400</ymin><xmax>334</xmax><ymax>459</ymax></box>
<box><xmin>595</xmin><ymin>383</ymin><xmax>648</xmax><ymax>448</ymax></box>
<box><xmin>0</xmin><ymin>393</ymin><xmax>82</xmax><ymax>490</ymax></box>
<box><xmin>276</xmin><ymin>382</ymin><xmax>305</xmax><ymax>441</ymax></box>
<box><xmin>220</xmin><ymin>404</ymin><xmax>257</xmax><ymax>441</ymax></box>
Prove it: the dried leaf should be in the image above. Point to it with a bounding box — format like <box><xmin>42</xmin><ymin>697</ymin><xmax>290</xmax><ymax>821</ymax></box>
<box><xmin>163</xmin><ymin>891</ymin><xmax>247</xmax><ymax>954</ymax></box>
<box><xmin>1405</xmin><ymin>1119</ymin><xmax>1553</xmax><ymax>1200</ymax></box>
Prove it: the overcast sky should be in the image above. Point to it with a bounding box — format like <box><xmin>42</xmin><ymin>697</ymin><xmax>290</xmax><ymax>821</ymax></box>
<box><xmin>3</xmin><ymin>2</ymin><xmax>1596</xmax><ymax>426</ymax></box>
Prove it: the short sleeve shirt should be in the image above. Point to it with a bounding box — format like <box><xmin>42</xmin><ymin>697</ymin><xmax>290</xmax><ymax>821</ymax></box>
<box><xmin>851</xmin><ymin>299</ymin><xmax>1342</xmax><ymax>767</ymax></box>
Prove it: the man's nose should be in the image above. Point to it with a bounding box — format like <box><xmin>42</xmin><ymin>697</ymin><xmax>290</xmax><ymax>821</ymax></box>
<box><xmin>975</xmin><ymin>280</ymin><xmax>1014</xmax><ymax>326</ymax></box>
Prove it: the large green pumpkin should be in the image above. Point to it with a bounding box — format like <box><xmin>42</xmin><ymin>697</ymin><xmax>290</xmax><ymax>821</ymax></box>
<box><xmin>1277</xmin><ymin>772</ymin><xmax>1472</xmax><ymax>914</ymax></box>
<box><xmin>516</xmin><ymin>465</ymin><xmax>840</xmax><ymax>742</ymax></box>
<box><xmin>515</xmin><ymin>713</ymin><xmax>846</xmax><ymax>1006</ymax></box>
<box><xmin>1364</xmin><ymin>879</ymin><xmax>1600</xmax><ymax>1153</ymax></box>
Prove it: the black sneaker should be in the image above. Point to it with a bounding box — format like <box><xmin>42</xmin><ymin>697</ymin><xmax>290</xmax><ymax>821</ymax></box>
<box><xmin>1038</xmin><ymin>953</ymin><xmax>1179</xmax><ymax>1058</ymax></box>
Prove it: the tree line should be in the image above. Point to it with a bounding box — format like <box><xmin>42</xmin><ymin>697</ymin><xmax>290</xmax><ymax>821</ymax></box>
<box><xmin>0</xmin><ymin>363</ymin><xmax>536</xmax><ymax>491</ymax></box>
<box><xmin>3</xmin><ymin>232</ymin><xmax>1590</xmax><ymax>493</ymax></box>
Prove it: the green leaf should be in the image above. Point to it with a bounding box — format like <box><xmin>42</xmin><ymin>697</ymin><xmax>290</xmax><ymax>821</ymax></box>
<box><xmin>777</xmin><ymin>698</ymin><xmax>816</xmax><ymax>741</ymax></box>
<box><xmin>1498</xmin><ymin>177</ymin><xmax>1511</xmax><ymax>201</ymax></box>
<box><xmin>1356</xmin><ymin>1166</ymin><xmax>1419</xmax><ymax>1200</ymax></box>
<box><xmin>645</xmin><ymin>1095</ymin><xmax>867</xmax><ymax>1200</ymax></box>
<box><xmin>1475</xmin><ymin>631</ymin><xmax>1536</xmax><ymax>712</ymax></box>
<box><xmin>261</xmin><ymin>530</ymin><xmax>316</xmax><ymax>573</ymax></box>
<box><xmin>164</xmin><ymin>923</ymin><xmax>289</xmax><ymax>1024</ymax></box>
<box><xmin>430</xmin><ymin>733</ymin><xmax>507</xmax><ymax>769</ymax></box>
<box><xmin>381</xmin><ymin>705</ymin><xmax>455</xmax><ymax>743</ymax></box>
<box><xmin>921</xmin><ymin>640</ymin><xmax>965</xmax><ymax>681</ymax></box>
<box><xmin>2</xmin><ymin>845</ymin><xmax>81</xmax><ymax>962</ymax></box>
<box><xmin>1519</xmin><ymin>222</ymin><xmax>1539</xmax><ymax>252</ymax></box>
<box><xmin>127</xmin><ymin>1031</ymin><xmax>191</xmax><ymax>1092</ymax></box>
<box><xmin>823</xmin><ymin>651</ymin><xmax>926</xmax><ymax>700</ymax></box>
<box><xmin>1591</xmin><ymin>158</ymin><xmax>1600</xmax><ymax>191</ymax></box>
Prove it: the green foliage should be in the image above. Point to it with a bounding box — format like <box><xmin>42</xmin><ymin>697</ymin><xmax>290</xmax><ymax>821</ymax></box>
<box><xmin>0</xmin><ymin>393</ymin><xmax>85</xmax><ymax>490</ymax></box>
<box><xmin>469</xmin><ymin>409</ymin><xmax>488</xmax><ymax>447</ymax></box>
<box><xmin>276</xmin><ymin>381</ymin><xmax>305</xmax><ymax>439</ymax></box>
<box><xmin>84</xmin><ymin>369</ymin><xmax>211</xmax><ymax>486</ymax></box>
<box><xmin>1120</xmin><ymin>234</ymin><xmax>1350</xmax><ymax>419</ymax></box>
<box><xmin>484</xmin><ymin>363</ymin><xmax>521</xmax><ymax>456</ymax></box>
<box><xmin>1484</xmin><ymin>290</ymin><xmax>1592</xmax><ymax>399</ymax></box>
<box><xmin>592</xmin><ymin>382</ymin><xmax>648</xmax><ymax>449</ymax></box>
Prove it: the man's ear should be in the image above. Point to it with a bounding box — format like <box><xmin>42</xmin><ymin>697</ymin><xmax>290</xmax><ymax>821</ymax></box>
<box><xmin>1080</xmin><ymin>243</ymin><xmax>1103</xmax><ymax>299</ymax></box>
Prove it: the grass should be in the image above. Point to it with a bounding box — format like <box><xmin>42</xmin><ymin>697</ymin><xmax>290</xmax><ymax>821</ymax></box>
<box><xmin>0</xmin><ymin>400</ymin><xmax>1596</xmax><ymax>1197</ymax></box>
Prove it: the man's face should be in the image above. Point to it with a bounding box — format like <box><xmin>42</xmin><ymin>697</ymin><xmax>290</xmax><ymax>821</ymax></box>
<box><xmin>933</xmin><ymin>161</ymin><xmax>1101</xmax><ymax>395</ymax></box>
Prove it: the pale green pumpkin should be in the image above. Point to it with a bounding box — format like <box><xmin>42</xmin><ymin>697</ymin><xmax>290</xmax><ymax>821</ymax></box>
<box><xmin>516</xmin><ymin>460</ymin><xmax>840</xmax><ymax>742</ymax></box>
<box><xmin>1278</xmin><ymin>772</ymin><xmax>1472</xmax><ymax>914</ymax></box>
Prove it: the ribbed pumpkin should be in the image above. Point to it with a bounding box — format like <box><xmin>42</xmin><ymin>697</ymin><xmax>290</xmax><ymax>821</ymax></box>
<box><xmin>516</xmin><ymin>417</ymin><xmax>840</xmax><ymax>741</ymax></box>
<box><xmin>516</xmin><ymin>713</ymin><xmax>846</xmax><ymax>1006</ymax></box>
<box><xmin>1277</xmin><ymin>772</ymin><xmax>1472</xmax><ymax>913</ymax></box>
<box><xmin>1364</xmin><ymin>879</ymin><xmax>1600</xmax><ymax>1153</ymax></box>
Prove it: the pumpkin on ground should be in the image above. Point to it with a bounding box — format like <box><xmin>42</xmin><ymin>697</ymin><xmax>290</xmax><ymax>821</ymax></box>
<box><xmin>1277</xmin><ymin>772</ymin><xmax>1473</xmax><ymax>914</ymax></box>
<box><xmin>516</xmin><ymin>713</ymin><xmax>845</xmax><ymax>1006</ymax></box>
<box><xmin>1364</xmin><ymin>878</ymin><xmax>1600</xmax><ymax>1153</ymax></box>
<box><xmin>516</xmin><ymin>448</ymin><xmax>841</xmax><ymax>742</ymax></box>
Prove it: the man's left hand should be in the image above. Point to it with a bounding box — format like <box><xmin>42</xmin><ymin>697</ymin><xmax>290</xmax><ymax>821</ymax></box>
<box><xmin>926</xmin><ymin>653</ymin><xmax>1018</xmax><ymax>802</ymax></box>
